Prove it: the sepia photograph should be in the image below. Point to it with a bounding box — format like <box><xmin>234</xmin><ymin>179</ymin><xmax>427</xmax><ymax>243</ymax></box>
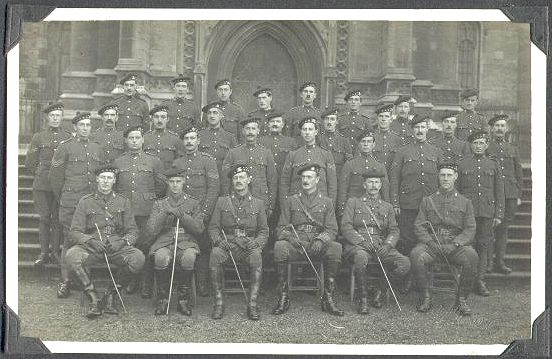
<box><xmin>5</xmin><ymin>8</ymin><xmax>546</xmax><ymax>355</ymax></box>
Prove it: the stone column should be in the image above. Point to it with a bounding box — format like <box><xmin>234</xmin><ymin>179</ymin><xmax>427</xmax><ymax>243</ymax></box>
<box><xmin>324</xmin><ymin>20</ymin><xmax>338</xmax><ymax>107</ymax></box>
<box><xmin>194</xmin><ymin>21</ymin><xmax>210</xmax><ymax>109</ymax></box>
<box><xmin>92</xmin><ymin>21</ymin><xmax>119</xmax><ymax>109</ymax></box>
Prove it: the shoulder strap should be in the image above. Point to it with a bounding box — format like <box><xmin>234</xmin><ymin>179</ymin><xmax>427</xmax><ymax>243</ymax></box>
<box><xmin>225</xmin><ymin>196</ymin><xmax>239</xmax><ymax>223</ymax></box>
<box><xmin>427</xmin><ymin>196</ymin><xmax>444</xmax><ymax>223</ymax></box>
<box><xmin>361</xmin><ymin>201</ymin><xmax>382</xmax><ymax>231</ymax></box>
<box><xmin>292</xmin><ymin>195</ymin><xmax>323</xmax><ymax>227</ymax></box>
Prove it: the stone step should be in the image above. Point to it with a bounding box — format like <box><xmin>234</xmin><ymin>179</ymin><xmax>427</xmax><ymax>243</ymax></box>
<box><xmin>503</xmin><ymin>253</ymin><xmax>530</xmax><ymax>272</ymax></box>
<box><xmin>19</xmin><ymin>187</ymin><xmax>33</xmax><ymax>201</ymax></box>
<box><xmin>508</xmin><ymin>224</ymin><xmax>531</xmax><ymax>240</ymax></box>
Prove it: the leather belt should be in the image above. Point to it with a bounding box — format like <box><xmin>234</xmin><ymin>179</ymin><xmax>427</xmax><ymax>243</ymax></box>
<box><xmin>296</xmin><ymin>224</ymin><xmax>317</xmax><ymax>233</ymax></box>
<box><xmin>233</xmin><ymin>228</ymin><xmax>247</xmax><ymax>237</ymax></box>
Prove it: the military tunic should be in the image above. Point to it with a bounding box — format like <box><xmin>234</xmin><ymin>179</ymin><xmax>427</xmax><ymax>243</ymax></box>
<box><xmin>213</xmin><ymin>101</ymin><xmax>246</xmax><ymax>142</ymax></box>
<box><xmin>280</xmin><ymin>144</ymin><xmax>338</xmax><ymax>204</ymax></box>
<box><xmin>160</xmin><ymin>97</ymin><xmax>200</xmax><ymax>136</ymax></box>
<box><xmin>221</xmin><ymin>143</ymin><xmax>278</xmax><ymax>212</ymax></box>
<box><xmin>390</xmin><ymin>117</ymin><xmax>414</xmax><ymax>147</ymax></box>
<box><xmin>337</xmin><ymin>111</ymin><xmax>373</xmax><ymax>145</ymax></box>
<box><xmin>373</xmin><ymin>129</ymin><xmax>402</xmax><ymax>172</ymax></box>
<box><xmin>486</xmin><ymin>139</ymin><xmax>523</xmax><ymax>200</ymax></box>
<box><xmin>428</xmin><ymin>134</ymin><xmax>471</xmax><ymax>163</ymax></box>
<box><xmin>172</xmin><ymin>151</ymin><xmax>220</xmax><ymax>218</ymax></box>
<box><xmin>337</xmin><ymin>154</ymin><xmax>390</xmax><ymax>216</ymax></box>
<box><xmin>456</xmin><ymin>110</ymin><xmax>488</xmax><ymax>141</ymax></box>
<box><xmin>247</xmin><ymin>107</ymin><xmax>280</xmax><ymax>136</ymax></box>
<box><xmin>90</xmin><ymin>127</ymin><xmax>125</xmax><ymax>164</ymax></box>
<box><xmin>109</xmin><ymin>94</ymin><xmax>150</xmax><ymax>131</ymax></box>
<box><xmin>284</xmin><ymin>105</ymin><xmax>322</xmax><ymax>138</ymax></box>
<box><xmin>143</xmin><ymin>129</ymin><xmax>184</xmax><ymax>170</ymax></box>
<box><xmin>318</xmin><ymin>131</ymin><xmax>354</xmax><ymax>175</ymax></box>
<box><xmin>258</xmin><ymin>133</ymin><xmax>298</xmax><ymax>176</ymax></box>
<box><xmin>198</xmin><ymin>127</ymin><xmax>238</xmax><ymax>173</ymax></box>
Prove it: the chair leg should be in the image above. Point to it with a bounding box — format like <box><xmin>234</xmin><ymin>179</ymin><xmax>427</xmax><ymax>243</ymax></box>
<box><xmin>350</xmin><ymin>268</ymin><xmax>355</xmax><ymax>305</ymax></box>
<box><xmin>191</xmin><ymin>272</ymin><xmax>197</xmax><ymax>307</ymax></box>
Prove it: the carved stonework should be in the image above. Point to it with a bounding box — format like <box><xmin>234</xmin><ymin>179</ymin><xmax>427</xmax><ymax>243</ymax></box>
<box><xmin>386</xmin><ymin>80</ymin><xmax>412</xmax><ymax>95</ymax></box>
<box><xmin>182</xmin><ymin>20</ymin><xmax>196</xmax><ymax>74</ymax></box>
<box><xmin>431</xmin><ymin>88</ymin><xmax>460</xmax><ymax>105</ymax></box>
<box><xmin>335</xmin><ymin>21</ymin><xmax>349</xmax><ymax>97</ymax></box>
<box><xmin>60</xmin><ymin>72</ymin><xmax>96</xmax><ymax>94</ymax></box>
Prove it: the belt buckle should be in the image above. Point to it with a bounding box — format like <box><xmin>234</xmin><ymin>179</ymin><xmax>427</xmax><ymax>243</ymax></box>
<box><xmin>305</xmin><ymin>224</ymin><xmax>314</xmax><ymax>232</ymax></box>
<box><xmin>367</xmin><ymin>226</ymin><xmax>374</xmax><ymax>235</ymax></box>
<box><xmin>235</xmin><ymin>228</ymin><xmax>246</xmax><ymax>237</ymax></box>
<box><xmin>104</xmin><ymin>226</ymin><xmax>112</xmax><ymax>235</ymax></box>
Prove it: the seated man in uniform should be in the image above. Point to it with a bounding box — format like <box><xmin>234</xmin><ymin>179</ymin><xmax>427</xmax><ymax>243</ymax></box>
<box><xmin>65</xmin><ymin>165</ymin><xmax>145</xmax><ymax>318</ymax></box>
<box><xmin>147</xmin><ymin>168</ymin><xmax>206</xmax><ymax>316</ymax></box>
<box><xmin>410</xmin><ymin>163</ymin><xmax>478</xmax><ymax>316</ymax></box>
<box><xmin>208</xmin><ymin>165</ymin><xmax>269</xmax><ymax>320</ymax></box>
<box><xmin>273</xmin><ymin>164</ymin><xmax>344</xmax><ymax>317</ymax></box>
<box><xmin>341</xmin><ymin>167</ymin><xmax>410</xmax><ymax>314</ymax></box>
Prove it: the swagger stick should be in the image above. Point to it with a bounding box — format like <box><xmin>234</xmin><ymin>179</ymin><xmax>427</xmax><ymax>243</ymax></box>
<box><xmin>166</xmin><ymin>218</ymin><xmax>180</xmax><ymax>315</ymax></box>
<box><xmin>421</xmin><ymin>220</ymin><xmax>460</xmax><ymax>286</ymax></box>
<box><xmin>94</xmin><ymin>223</ymin><xmax>127</xmax><ymax>314</ymax></box>
<box><xmin>362</xmin><ymin>220</ymin><xmax>402</xmax><ymax>311</ymax></box>
<box><xmin>288</xmin><ymin>224</ymin><xmax>322</xmax><ymax>286</ymax></box>
<box><xmin>221</xmin><ymin>229</ymin><xmax>248</xmax><ymax>303</ymax></box>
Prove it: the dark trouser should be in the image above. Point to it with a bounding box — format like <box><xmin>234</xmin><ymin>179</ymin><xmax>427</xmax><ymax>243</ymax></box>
<box><xmin>209</xmin><ymin>245</ymin><xmax>262</xmax><ymax>270</ymax></box>
<box><xmin>492</xmin><ymin>198</ymin><xmax>518</xmax><ymax>266</ymax></box>
<box><xmin>273</xmin><ymin>240</ymin><xmax>342</xmax><ymax>264</ymax></box>
<box><xmin>396</xmin><ymin>208</ymin><xmax>419</xmax><ymax>256</ymax></box>
<box><xmin>410</xmin><ymin>243</ymin><xmax>478</xmax><ymax>294</ymax></box>
<box><xmin>474</xmin><ymin>217</ymin><xmax>493</xmax><ymax>280</ymax></box>
<box><xmin>349</xmin><ymin>247</ymin><xmax>411</xmax><ymax>284</ymax></box>
<box><xmin>33</xmin><ymin>190</ymin><xmax>62</xmax><ymax>256</ymax></box>
<box><xmin>196</xmin><ymin>231</ymin><xmax>211</xmax><ymax>285</ymax></box>
<box><xmin>59</xmin><ymin>205</ymin><xmax>77</xmax><ymax>282</ymax></box>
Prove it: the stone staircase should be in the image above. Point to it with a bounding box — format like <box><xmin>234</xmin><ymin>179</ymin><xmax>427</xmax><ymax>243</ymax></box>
<box><xmin>17</xmin><ymin>150</ymin><xmax>532</xmax><ymax>281</ymax></box>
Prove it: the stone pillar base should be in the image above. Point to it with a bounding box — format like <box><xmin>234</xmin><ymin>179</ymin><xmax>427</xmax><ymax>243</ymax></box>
<box><xmin>93</xmin><ymin>68</ymin><xmax>118</xmax><ymax>108</ymax></box>
<box><xmin>60</xmin><ymin>71</ymin><xmax>96</xmax><ymax>111</ymax></box>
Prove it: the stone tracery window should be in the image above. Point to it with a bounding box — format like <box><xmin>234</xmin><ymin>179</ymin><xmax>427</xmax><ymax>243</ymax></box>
<box><xmin>457</xmin><ymin>22</ymin><xmax>480</xmax><ymax>89</ymax></box>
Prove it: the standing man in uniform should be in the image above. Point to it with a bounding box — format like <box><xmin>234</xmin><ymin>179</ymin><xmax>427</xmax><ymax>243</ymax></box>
<box><xmin>456</xmin><ymin>88</ymin><xmax>488</xmax><ymax>141</ymax></box>
<box><xmin>248</xmin><ymin>88</ymin><xmax>278</xmax><ymax>136</ymax></box>
<box><xmin>258</xmin><ymin>112</ymin><xmax>298</xmax><ymax>176</ymax></box>
<box><xmin>25</xmin><ymin>103</ymin><xmax>72</xmax><ymax>265</ymax></box>
<box><xmin>338</xmin><ymin>130</ymin><xmax>390</xmax><ymax>217</ymax></box>
<box><xmin>198</xmin><ymin>102</ymin><xmax>238</xmax><ymax>175</ymax></box>
<box><xmin>341</xmin><ymin>168</ymin><xmax>410</xmax><ymax>313</ymax></box>
<box><xmin>221</xmin><ymin>117</ymin><xmax>277</xmax><ymax>216</ymax></box>
<box><xmin>91</xmin><ymin>103</ymin><xmax>125</xmax><ymax>164</ymax></box>
<box><xmin>457</xmin><ymin>131</ymin><xmax>504</xmax><ymax>296</ymax></box>
<box><xmin>337</xmin><ymin>90</ymin><xmax>372</xmax><ymax>148</ymax></box>
<box><xmin>390</xmin><ymin>96</ymin><xmax>415</xmax><ymax>147</ymax></box>
<box><xmin>49</xmin><ymin>112</ymin><xmax>105</xmax><ymax>298</ymax></box>
<box><xmin>372</xmin><ymin>104</ymin><xmax>402</xmax><ymax>172</ymax></box>
<box><xmin>429</xmin><ymin>111</ymin><xmax>471</xmax><ymax>163</ymax></box>
<box><xmin>487</xmin><ymin>114</ymin><xmax>523</xmax><ymax>274</ymax></box>
<box><xmin>208</xmin><ymin>165</ymin><xmax>268</xmax><ymax>320</ymax></box>
<box><xmin>144</xmin><ymin>104</ymin><xmax>184</xmax><ymax>170</ymax></box>
<box><xmin>147</xmin><ymin>168</ymin><xmax>205</xmax><ymax>315</ymax></box>
<box><xmin>172</xmin><ymin>126</ymin><xmax>220</xmax><ymax>296</ymax></box>
<box><xmin>284</xmin><ymin>82</ymin><xmax>322</xmax><ymax>138</ymax></box>
<box><xmin>65</xmin><ymin>164</ymin><xmax>144</xmax><ymax>318</ymax></box>
<box><xmin>280</xmin><ymin>117</ymin><xmax>337</xmax><ymax>205</ymax></box>
<box><xmin>209</xmin><ymin>79</ymin><xmax>246</xmax><ymax>142</ymax></box>
<box><xmin>161</xmin><ymin>74</ymin><xmax>200</xmax><ymax>137</ymax></box>
<box><xmin>273</xmin><ymin>164</ymin><xmax>344</xmax><ymax>317</ymax></box>
<box><xmin>411</xmin><ymin>163</ymin><xmax>478</xmax><ymax>316</ymax></box>
<box><xmin>114</xmin><ymin>126</ymin><xmax>166</xmax><ymax>298</ymax></box>
<box><xmin>390</xmin><ymin>114</ymin><xmax>442</xmax><ymax>257</ymax></box>
<box><xmin>110</xmin><ymin>72</ymin><xmax>149</xmax><ymax>131</ymax></box>
<box><xmin>318</xmin><ymin>107</ymin><xmax>354</xmax><ymax>176</ymax></box>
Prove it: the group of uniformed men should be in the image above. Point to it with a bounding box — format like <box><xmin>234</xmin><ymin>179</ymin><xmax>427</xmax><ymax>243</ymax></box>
<box><xmin>25</xmin><ymin>72</ymin><xmax>523</xmax><ymax>320</ymax></box>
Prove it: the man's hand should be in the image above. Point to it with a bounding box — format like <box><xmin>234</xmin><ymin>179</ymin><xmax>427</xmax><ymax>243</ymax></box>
<box><xmin>87</xmin><ymin>239</ymin><xmax>108</xmax><ymax>253</ymax></box>
<box><xmin>246</xmin><ymin>239</ymin><xmax>259</xmax><ymax>251</ymax></box>
<box><xmin>287</xmin><ymin>235</ymin><xmax>302</xmax><ymax>249</ymax></box>
<box><xmin>360</xmin><ymin>240</ymin><xmax>376</xmax><ymax>253</ymax></box>
<box><xmin>376</xmin><ymin>243</ymin><xmax>392</xmax><ymax>257</ymax></box>
<box><xmin>310</xmin><ymin>240</ymin><xmax>324</xmax><ymax>256</ymax></box>
<box><xmin>492</xmin><ymin>218</ymin><xmax>502</xmax><ymax>228</ymax></box>
<box><xmin>217</xmin><ymin>240</ymin><xmax>232</xmax><ymax>251</ymax></box>
<box><xmin>441</xmin><ymin>244</ymin><xmax>457</xmax><ymax>253</ymax></box>
<box><xmin>107</xmin><ymin>240</ymin><xmax>125</xmax><ymax>253</ymax></box>
<box><xmin>427</xmin><ymin>240</ymin><xmax>441</xmax><ymax>254</ymax></box>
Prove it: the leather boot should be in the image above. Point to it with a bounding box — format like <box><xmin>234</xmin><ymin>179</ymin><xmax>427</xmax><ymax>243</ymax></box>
<box><xmin>154</xmin><ymin>269</ymin><xmax>170</xmax><ymax>315</ymax></box>
<box><xmin>494</xmin><ymin>227</ymin><xmax>512</xmax><ymax>275</ymax></box>
<box><xmin>399</xmin><ymin>272</ymin><xmax>413</xmax><ymax>294</ymax></box>
<box><xmin>416</xmin><ymin>288</ymin><xmax>432</xmax><ymax>313</ymax></box>
<box><xmin>272</xmin><ymin>262</ymin><xmax>290</xmax><ymax>315</ymax></box>
<box><xmin>84</xmin><ymin>288</ymin><xmax>102</xmax><ymax>318</ymax></box>
<box><xmin>247</xmin><ymin>267</ymin><xmax>262</xmax><ymax>321</ymax></box>
<box><xmin>141</xmin><ymin>261</ymin><xmax>154</xmax><ymax>298</ymax></box>
<box><xmin>486</xmin><ymin>256</ymin><xmax>495</xmax><ymax>273</ymax></box>
<box><xmin>454</xmin><ymin>292</ymin><xmax>472</xmax><ymax>316</ymax></box>
<box><xmin>102</xmin><ymin>287</ymin><xmax>120</xmax><ymax>315</ymax></box>
<box><xmin>34</xmin><ymin>253</ymin><xmax>50</xmax><ymax>267</ymax></box>
<box><xmin>372</xmin><ymin>288</ymin><xmax>383</xmax><ymax>308</ymax></box>
<box><xmin>321</xmin><ymin>261</ymin><xmax>344</xmax><ymax>316</ymax></box>
<box><xmin>357</xmin><ymin>269</ymin><xmax>369</xmax><ymax>315</ymax></box>
<box><xmin>475</xmin><ymin>280</ymin><xmax>491</xmax><ymax>297</ymax></box>
<box><xmin>210</xmin><ymin>267</ymin><xmax>224</xmax><ymax>319</ymax></box>
<box><xmin>57</xmin><ymin>280</ymin><xmax>71</xmax><ymax>298</ymax></box>
<box><xmin>177</xmin><ymin>270</ymin><xmax>194</xmax><ymax>316</ymax></box>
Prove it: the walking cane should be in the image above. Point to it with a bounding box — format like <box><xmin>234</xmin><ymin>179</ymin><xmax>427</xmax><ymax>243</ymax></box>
<box><xmin>420</xmin><ymin>220</ymin><xmax>460</xmax><ymax>287</ymax></box>
<box><xmin>221</xmin><ymin>229</ymin><xmax>248</xmax><ymax>303</ymax></box>
<box><xmin>94</xmin><ymin>223</ymin><xmax>127</xmax><ymax>314</ymax></box>
<box><xmin>288</xmin><ymin>224</ymin><xmax>323</xmax><ymax>286</ymax></box>
<box><xmin>166</xmin><ymin>218</ymin><xmax>180</xmax><ymax>315</ymax></box>
<box><xmin>361</xmin><ymin>220</ymin><xmax>402</xmax><ymax>311</ymax></box>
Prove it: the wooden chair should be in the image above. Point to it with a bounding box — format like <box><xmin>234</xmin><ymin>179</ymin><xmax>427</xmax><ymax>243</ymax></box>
<box><xmin>287</xmin><ymin>260</ymin><xmax>325</xmax><ymax>297</ymax></box>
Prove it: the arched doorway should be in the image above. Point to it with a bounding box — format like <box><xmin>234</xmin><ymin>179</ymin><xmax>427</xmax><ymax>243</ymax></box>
<box><xmin>205</xmin><ymin>21</ymin><xmax>326</xmax><ymax>113</ymax></box>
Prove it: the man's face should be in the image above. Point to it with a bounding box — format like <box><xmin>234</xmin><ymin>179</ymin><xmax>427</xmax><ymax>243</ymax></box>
<box><xmin>232</xmin><ymin>172</ymin><xmax>251</xmax><ymax>191</ymax></box>
<box><xmin>256</xmin><ymin>93</ymin><xmax>272</xmax><ymax>110</ymax></box>
<box><xmin>182</xmin><ymin>132</ymin><xmax>199</xmax><ymax>153</ymax></box>
<box><xmin>47</xmin><ymin>110</ymin><xmax>63</xmax><ymax>128</ymax></box>
<box><xmin>96</xmin><ymin>172</ymin><xmax>116</xmax><ymax>194</ymax></box>
<box><xmin>216</xmin><ymin>85</ymin><xmax>232</xmax><ymax>102</ymax></box>
<box><xmin>442</xmin><ymin>117</ymin><xmax>457</xmax><ymax>135</ymax></box>
<box><xmin>301</xmin><ymin>170</ymin><xmax>320</xmax><ymax>191</ymax></box>
<box><xmin>125</xmin><ymin>131</ymin><xmax>144</xmax><ymax>151</ymax></box>
<box><xmin>439</xmin><ymin>168</ymin><xmax>458</xmax><ymax>190</ymax></box>
<box><xmin>347</xmin><ymin>95</ymin><xmax>361</xmax><ymax>112</ymax></box>
<box><xmin>152</xmin><ymin>111</ymin><xmax>169</xmax><ymax>130</ymax></box>
<box><xmin>243</xmin><ymin>122</ymin><xmax>259</xmax><ymax>143</ymax></box>
<box><xmin>470</xmin><ymin>138</ymin><xmax>488</xmax><ymax>155</ymax></box>
<box><xmin>377</xmin><ymin>112</ymin><xmax>392</xmax><ymax>130</ymax></box>
<box><xmin>174</xmin><ymin>81</ymin><xmax>189</xmax><ymax>98</ymax></box>
<box><xmin>491</xmin><ymin>120</ymin><xmax>508</xmax><ymax>139</ymax></box>
<box><xmin>74</xmin><ymin>119</ymin><xmax>92</xmax><ymax>138</ymax></box>
<box><xmin>462</xmin><ymin>95</ymin><xmax>479</xmax><ymax>111</ymax></box>
<box><xmin>206</xmin><ymin>108</ymin><xmax>223</xmax><ymax>127</ymax></box>
<box><xmin>301</xmin><ymin>122</ymin><xmax>318</xmax><ymax>144</ymax></box>
<box><xmin>358</xmin><ymin>136</ymin><xmax>375</xmax><ymax>154</ymax></box>
<box><xmin>395</xmin><ymin>102</ymin><xmax>410</xmax><ymax>118</ymax></box>
<box><xmin>413</xmin><ymin>121</ymin><xmax>428</xmax><ymax>141</ymax></box>
<box><xmin>363</xmin><ymin>177</ymin><xmax>382</xmax><ymax>196</ymax></box>
<box><xmin>300</xmin><ymin>86</ymin><xmax>316</xmax><ymax>106</ymax></box>
<box><xmin>102</xmin><ymin>109</ymin><xmax>118</xmax><ymax>128</ymax></box>
<box><xmin>168</xmin><ymin>176</ymin><xmax>185</xmax><ymax>195</ymax></box>
<box><xmin>268</xmin><ymin>117</ymin><xmax>284</xmax><ymax>134</ymax></box>
<box><xmin>323</xmin><ymin>115</ymin><xmax>338</xmax><ymax>132</ymax></box>
<box><xmin>124</xmin><ymin>80</ymin><xmax>137</xmax><ymax>96</ymax></box>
